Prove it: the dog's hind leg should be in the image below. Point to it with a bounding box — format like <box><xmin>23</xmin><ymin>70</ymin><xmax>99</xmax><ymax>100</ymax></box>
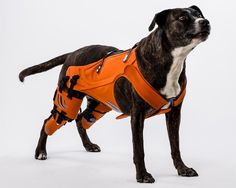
<box><xmin>165</xmin><ymin>103</ymin><xmax>198</xmax><ymax>177</ymax></box>
<box><xmin>35</xmin><ymin>86</ymin><xmax>84</xmax><ymax>160</ymax></box>
<box><xmin>35</xmin><ymin>120</ymin><xmax>48</xmax><ymax>160</ymax></box>
<box><xmin>75</xmin><ymin>98</ymin><xmax>111</xmax><ymax>152</ymax></box>
<box><xmin>76</xmin><ymin>115</ymin><xmax>101</xmax><ymax>152</ymax></box>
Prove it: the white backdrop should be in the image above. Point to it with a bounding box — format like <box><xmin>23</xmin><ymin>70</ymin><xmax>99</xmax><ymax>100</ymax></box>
<box><xmin>1</xmin><ymin>0</ymin><xmax>236</xmax><ymax>188</ymax></box>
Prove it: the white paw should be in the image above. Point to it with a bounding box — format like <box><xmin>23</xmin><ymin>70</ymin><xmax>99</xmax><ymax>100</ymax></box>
<box><xmin>37</xmin><ymin>153</ymin><xmax>47</xmax><ymax>160</ymax></box>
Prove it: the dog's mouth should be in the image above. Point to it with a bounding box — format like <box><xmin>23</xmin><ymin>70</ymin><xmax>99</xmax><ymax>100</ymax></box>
<box><xmin>193</xmin><ymin>25</ymin><xmax>211</xmax><ymax>39</ymax></box>
<box><xmin>187</xmin><ymin>25</ymin><xmax>211</xmax><ymax>40</ymax></box>
<box><xmin>186</xmin><ymin>29</ymin><xmax>210</xmax><ymax>40</ymax></box>
<box><xmin>186</xmin><ymin>30</ymin><xmax>210</xmax><ymax>42</ymax></box>
<box><xmin>194</xmin><ymin>31</ymin><xmax>210</xmax><ymax>38</ymax></box>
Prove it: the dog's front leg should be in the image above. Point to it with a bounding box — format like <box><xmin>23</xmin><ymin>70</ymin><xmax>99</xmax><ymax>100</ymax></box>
<box><xmin>131</xmin><ymin>106</ymin><xmax>155</xmax><ymax>183</ymax></box>
<box><xmin>165</xmin><ymin>103</ymin><xmax>198</xmax><ymax>177</ymax></box>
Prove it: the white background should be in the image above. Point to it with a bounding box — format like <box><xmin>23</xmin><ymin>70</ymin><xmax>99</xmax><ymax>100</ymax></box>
<box><xmin>1</xmin><ymin>0</ymin><xmax>236</xmax><ymax>187</ymax></box>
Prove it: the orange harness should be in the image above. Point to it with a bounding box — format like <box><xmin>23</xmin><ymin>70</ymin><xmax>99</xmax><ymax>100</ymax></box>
<box><xmin>44</xmin><ymin>48</ymin><xmax>186</xmax><ymax>135</ymax></box>
<box><xmin>66</xmin><ymin>48</ymin><xmax>186</xmax><ymax>117</ymax></box>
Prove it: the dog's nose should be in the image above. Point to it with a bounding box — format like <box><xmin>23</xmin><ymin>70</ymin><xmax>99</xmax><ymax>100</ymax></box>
<box><xmin>199</xmin><ymin>19</ymin><xmax>210</xmax><ymax>27</ymax></box>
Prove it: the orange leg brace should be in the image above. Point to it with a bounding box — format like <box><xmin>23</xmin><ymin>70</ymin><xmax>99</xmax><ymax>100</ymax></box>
<box><xmin>44</xmin><ymin>87</ymin><xmax>83</xmax><ymax>135</ymax></box>
<box><xmin>80</xmin><ymin>100</ymin><xmax>111</xmax><ymax>129</ymax></box>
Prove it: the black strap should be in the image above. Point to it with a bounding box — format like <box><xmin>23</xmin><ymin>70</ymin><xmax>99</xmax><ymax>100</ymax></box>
<box><xmin>59</xmin><ymin>76</ymin><xmax>69</xmax><ymax>93</ymax></box>
<box><xmin>51</xmin><ymin>105</ymin><xmax>73</xmax><ymax>123</ymax></box>
<box><xmin>58</xmin><ymin>76</ymin><xmax>84</xmax><ymax>99</ymax></box>
<box><xmin>67</xmin><ymin>75</ymin><xmax>80</xmax><ymax>99</ymax></box>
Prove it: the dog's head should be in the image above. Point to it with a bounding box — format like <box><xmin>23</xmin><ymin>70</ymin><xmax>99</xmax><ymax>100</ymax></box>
<box><xmin>149</xmin><ymin>5</ymin><xmax>211</xmax><ymax>47</ymax></box>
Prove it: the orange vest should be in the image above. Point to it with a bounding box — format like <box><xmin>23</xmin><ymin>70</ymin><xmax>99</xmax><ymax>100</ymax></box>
<box><xmin>65</xmin><ymin>48</ymin><xmax>186</xmax><ymax>119</ymax></box>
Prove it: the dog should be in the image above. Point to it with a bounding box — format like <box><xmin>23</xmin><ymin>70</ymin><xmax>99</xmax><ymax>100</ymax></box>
<box><xmin>19</xmin><ymin>5</ymin><xmax>210</xmax><ymax>183</ymax></box>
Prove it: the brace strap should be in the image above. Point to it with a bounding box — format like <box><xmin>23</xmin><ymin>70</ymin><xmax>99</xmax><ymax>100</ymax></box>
<box><xmin>53</xmin><ymin>87</ymin><xmax>83</xmax><ymax>120</ymax></box>
<box><xmin>67</xmin><ymin>75</ymin><xmax>80</xmax><ymax>99</ymax></box>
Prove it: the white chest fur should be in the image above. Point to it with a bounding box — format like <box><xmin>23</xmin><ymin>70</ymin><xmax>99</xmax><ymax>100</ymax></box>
<box><xmin>160</xmin><ymin>39</ymin><xmax>201</xmax><ymax>99</ymax></box>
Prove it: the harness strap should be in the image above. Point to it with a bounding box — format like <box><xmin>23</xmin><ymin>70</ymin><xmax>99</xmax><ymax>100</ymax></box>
<box><xmin>145</xmin><ymin>81</ymin><xmax>187</xmax><ymax>118</ymax></box>
<box><xmin>116</xmin><ymin>81</ymin><xmax>186</xmax><ymax>119</ymax></box>
<box><xmin>123</xmin><ymin>64</ymin><xmax>168</xmax><ymax>110</ymax></box>
<box><xmin>173</xmin><ymin>82</ymin><xmax>186</xmax><ymax>106</ymax></box>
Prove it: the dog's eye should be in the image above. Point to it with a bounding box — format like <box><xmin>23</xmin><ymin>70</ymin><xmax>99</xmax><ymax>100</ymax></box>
<box><xmin>196</xmin><ymin>13</ymin><xmax>202</xmax><ymax>18</ymax></box>
<box><xmin>178</xmin><ymin>15</ymin><xmax>188</xmax><ymax>21</ymax></box>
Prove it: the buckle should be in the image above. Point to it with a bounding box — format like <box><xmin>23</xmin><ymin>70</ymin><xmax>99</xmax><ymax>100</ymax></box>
<box><xmin>168</xmin><ymin>97</ymin><xmax>175</xmax><ymax>108</ymax></box>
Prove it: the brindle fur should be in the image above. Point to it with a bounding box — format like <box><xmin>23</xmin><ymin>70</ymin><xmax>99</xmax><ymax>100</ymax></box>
<box><xmin>20</xmin><ymin>6</ymin><xmax>210</xmax><ymax>183</ymax></box>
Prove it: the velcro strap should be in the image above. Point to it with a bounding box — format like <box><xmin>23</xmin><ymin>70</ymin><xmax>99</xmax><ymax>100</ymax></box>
<box><xmin>53</xmin><ymin>87</ymin><xmax>83</xmax><ymax>120</ymax></box>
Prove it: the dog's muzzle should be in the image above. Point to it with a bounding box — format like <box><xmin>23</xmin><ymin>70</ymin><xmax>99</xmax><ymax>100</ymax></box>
<box><xmin>193</xmin><ymin>18</ymin><xmax>211</xmax><ymax>40</ymax></box>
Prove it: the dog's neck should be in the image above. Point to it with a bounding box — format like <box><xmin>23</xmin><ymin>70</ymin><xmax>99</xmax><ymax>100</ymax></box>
<box><xmin>136</xmin><ymin>29</ymin><xmax>198</xmax><ymax>99</ymax></box>
<box><xmin>161</xmin><ymin>39</ymin><xmax>201</xmax><ymax>98</ymax></box>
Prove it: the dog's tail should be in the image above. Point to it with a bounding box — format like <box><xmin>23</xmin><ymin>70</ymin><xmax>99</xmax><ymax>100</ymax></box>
<box><xmin>19</xmin><ymin>53</ymin><xmax>70</xmax><ymax>82</ymax></box>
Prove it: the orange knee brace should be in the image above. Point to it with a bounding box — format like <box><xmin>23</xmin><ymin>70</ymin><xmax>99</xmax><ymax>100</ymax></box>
<box><xmin>44</xmin><ymin>87</ymin><xmax>83</xmax><ymax>135</ymax></box>
<box><xmin>44</xmin><ymin>115</ymin><xmax>66</xmax><ymax>136</ymax></box>
<box><xmin>80</xmin><ymin>102</ymin><xmax>111</xmax><ymax>129</ymax></box>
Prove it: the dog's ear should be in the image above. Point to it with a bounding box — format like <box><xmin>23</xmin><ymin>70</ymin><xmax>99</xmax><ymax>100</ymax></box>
<box><xmin>149</xmin><ymin>10</ymin><xmax>170</xmax><ymax>31</ymax></box>
<box><xmin>189</xmin><ymin>5</ymin><xmax>204</xmax><ymax>18</ymax></box>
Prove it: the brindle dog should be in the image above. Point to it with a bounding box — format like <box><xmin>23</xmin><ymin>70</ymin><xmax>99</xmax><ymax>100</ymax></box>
<box><xmin>19</xmin><ymin>6</ymin><xmax>210</xmax><ymax>183</ymax></box>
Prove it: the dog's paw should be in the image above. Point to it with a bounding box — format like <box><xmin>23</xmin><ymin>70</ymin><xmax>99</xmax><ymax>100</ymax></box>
<box><xmin>137</xmin><ymin>172</ymin><xmax>155</xmax><ymax>183</ymax></box>
<box><xmin>178</xmin><ymin>167</ymin><xmax>198</xmax><ymax>177</ymax></box>
<box><xmin>35</xmin><ymin>150</ymin><xmax>47</xmax><ymax>160</ymax></box>
<box><xmin>84</xmin><ymin>143</ymin><xmax>101</xmax><ymax>152</ymax></box>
